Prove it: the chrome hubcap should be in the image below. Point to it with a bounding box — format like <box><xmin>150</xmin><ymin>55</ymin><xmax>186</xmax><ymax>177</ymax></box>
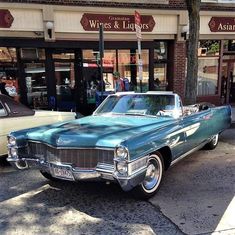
<box><xmin>143</xmin><ymin>160</ymin><xmax>160</xmax><ymax>191</ymax></box>
<box><xmin>212</xmin><ymin>134</ymin><xmax>218</xmax><ymax>146</ymax></box>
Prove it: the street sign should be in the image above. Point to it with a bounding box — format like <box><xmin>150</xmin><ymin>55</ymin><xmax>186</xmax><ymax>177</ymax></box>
<box><xmin>135</xmin><ymin>11</ymin><xmax>141</xmax><ymax>26</ymax></box>
<box><xmin>135</xmin><ymin>11</ymin><xmax>142</xmax><ymax>39</ymax></box>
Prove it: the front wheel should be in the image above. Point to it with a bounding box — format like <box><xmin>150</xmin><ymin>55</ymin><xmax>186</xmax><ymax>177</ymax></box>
<box><xmin>132</xmin><ymin>152</ymin><xmax>164</xmax><ymax>200</ymax></box>
<box><xmin>40</xmin><ymin>170</ymin><xmax>59</xmax><ymax>181</ymax></box>
<box><xmin>204</xmin><ymin>134</ymin><xmax>219</xmax><ymax>150</ymax></box>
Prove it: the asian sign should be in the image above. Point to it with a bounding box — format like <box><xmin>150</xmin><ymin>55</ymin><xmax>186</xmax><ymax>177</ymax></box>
<box><xmin>80</xmin><ymin>13</ymin><xmax>155</xmax><ymax>32</ymax></box>
<box><xmin>209</xmin><ymin>17</ymin><xmax>235</xmax><ymax>32</ymax></box>
<box><xmin>0</xmin><ymin>10</ymin><xmax>14</xmax><ymax>28</ymax></box>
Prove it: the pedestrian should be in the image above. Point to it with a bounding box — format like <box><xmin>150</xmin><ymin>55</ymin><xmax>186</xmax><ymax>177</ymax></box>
<box><xmin>154</xmin><ymin>77</ymin><xmax>161</xmax><ymax>89</ymax></box>
<box><xmin>0</xmin><ymin>76</ymin><xmax>10</xmax><ymax>96</ymax></box>
<box><xmin>113</xmin><ymin>71</ymin><xmax>124</xmax><ymax>92</ymax></box>
<box><xmin>122</xmin><ymin>77</ymin><xmax>130</xmax><ymax>91</ymax></box>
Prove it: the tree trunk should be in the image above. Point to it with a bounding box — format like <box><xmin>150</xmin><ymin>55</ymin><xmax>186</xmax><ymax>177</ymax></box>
<box><xmin>185</xmin><ymin>0</ymin><xmax>200</xmax><ymax>105</ymax></box>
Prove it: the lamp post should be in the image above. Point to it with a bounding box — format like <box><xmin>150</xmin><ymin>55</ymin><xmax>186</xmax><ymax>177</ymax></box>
<box><xmin>181</xmin><ymin>24</ymin><xmax>189</xmax><ymax>41</ymax></box>
<box><xmin>45</xmin><ymin>21</ymin><xmax>54</xmax><ymax>40</ymax></box>
<box><xmin>99</xmin><ymin>24</ymin><xmax>104</xmax><ymax>101</ymax></box>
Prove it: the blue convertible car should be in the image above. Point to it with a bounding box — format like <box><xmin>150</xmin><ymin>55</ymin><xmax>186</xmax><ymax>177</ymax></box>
<box><xmin>7</xmin><ymin>92</ymin><xmax>231</xmax><ymax>199</ymax></box>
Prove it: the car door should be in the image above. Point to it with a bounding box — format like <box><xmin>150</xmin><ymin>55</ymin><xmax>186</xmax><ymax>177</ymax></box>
<box><xmin>180</xmin><ymin>108</ymin><xmax>211</xmax><ymax>153</ymax></box>
<box><xmin>165</xmin><ymin>119</ymin><xmax>186</xmax><ymax>160</ymax></box>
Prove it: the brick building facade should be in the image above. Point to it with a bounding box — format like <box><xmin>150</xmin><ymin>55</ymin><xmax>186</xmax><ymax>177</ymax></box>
<box><xmin>0</xmin><ymin>0</ymin><xmax>235</xmax><ymax>113</ymax></box>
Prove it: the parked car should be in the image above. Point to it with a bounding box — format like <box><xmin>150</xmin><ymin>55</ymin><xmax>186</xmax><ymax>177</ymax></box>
<box><xmin>0</xmin><ymin>94</ymin><xmax>76</xmax><ymax>157</ymax></box>
<box><xmin>7</xmin><ymin>92</ymin><xmax>231</xmax><ymax>199</ymax></box>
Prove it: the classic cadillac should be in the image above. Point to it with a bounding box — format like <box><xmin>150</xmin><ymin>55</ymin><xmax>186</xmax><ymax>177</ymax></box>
<box><xmin>7</xmin><ymin>92</ymin><xmax>231</xmax><ymax>199</ymax></box>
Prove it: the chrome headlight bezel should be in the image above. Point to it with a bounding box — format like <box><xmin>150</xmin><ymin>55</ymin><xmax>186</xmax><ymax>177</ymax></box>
<box><xmin>9</xmin><ymin>147</ymin><xmax>18</xmax><ymax>158</ymax></box>
<box><xmin>115</xmin><ymin>145</ymin><xmax>129</xmax><ymax>160</ymax></box>
<box><xmin>116</xmin><ymin>160</ymin><xmax>128</xmax><ymax>175</ymax></box>
<box><xmin>8</xmin><ymin>136</ymin><xmax>16</xmax><ymax>147</ymax></box>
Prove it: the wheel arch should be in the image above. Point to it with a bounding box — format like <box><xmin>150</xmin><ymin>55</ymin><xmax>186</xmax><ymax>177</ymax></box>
<box><xmin>155</xmin><ymin>146</ymin><xmax>172</xmax><ymax>170</ymax></box>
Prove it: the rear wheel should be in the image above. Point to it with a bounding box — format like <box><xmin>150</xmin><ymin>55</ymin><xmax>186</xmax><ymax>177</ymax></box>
<box><xmin>132</xmin><ymin>152</ymin><xmax>164</xmax><ymax>200</ymax></box>
<box><xmin>204</xmin><ymin>134</ymin><xmax>219</xmax><ymax>150</ymax></box>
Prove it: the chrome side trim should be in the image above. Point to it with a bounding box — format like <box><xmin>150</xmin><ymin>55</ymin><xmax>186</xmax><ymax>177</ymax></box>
<box><xmin>170</xmin><ymin>140</ymin><xmax>209</xmax><ymax>166</ymax></box>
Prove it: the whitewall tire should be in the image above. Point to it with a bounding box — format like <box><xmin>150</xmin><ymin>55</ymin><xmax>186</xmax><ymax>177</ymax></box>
<box><xmin>205</xmin><ymin>134</ymin><xmax>219</xmax><ymax>150</ymax></box>
<box><xmin>132</xmin><ymin>151</ymin><xmax>164</xmax><ymax>199</ymax></box>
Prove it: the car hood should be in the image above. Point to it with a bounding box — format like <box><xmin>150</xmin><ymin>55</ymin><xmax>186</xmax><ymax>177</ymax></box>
<box><xmin>26</xmin><ymin>115</ymin><xmax>174</xmax><ymax>148</ymax></box>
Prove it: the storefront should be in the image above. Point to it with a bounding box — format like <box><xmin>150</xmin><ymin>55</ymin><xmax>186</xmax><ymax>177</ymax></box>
<box><xmin>1</xmin><ymin>3</ymin><xmax>234</xmax><ymax>112</ymax></box>
<box><xmin>197</xmin><ymin>14</ymin><xmax>235</xmax><ymax>105</ymax></box>
<box><xmin>0</xmin><ymin>40</ymin><xmax>174</xmax><ymax>113</ymax></box>
<box><xmin>0</xmin><ymin>4</ymin><xmax>186</xmax><ymax>114</ymax></box>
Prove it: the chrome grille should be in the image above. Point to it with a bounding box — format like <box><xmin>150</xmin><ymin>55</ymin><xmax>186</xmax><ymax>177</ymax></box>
<box><xmin>27</xmin><ymin>142</ymin><xmax>114</xmax><ymax>168</ymax></box>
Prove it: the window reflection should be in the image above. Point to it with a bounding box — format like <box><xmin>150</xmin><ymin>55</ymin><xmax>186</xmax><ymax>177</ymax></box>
<box><xmin>198</xmin><ymin>40</ymin><xmax>220</xmax><ymax>96</ymax></box>
<box><xmin>198</xmin><ymin>40</ymin><xmax>220</xmax><ymax>56</ymax></box>
<box><xmin>117</xmin><ymin>49</ymin><xmax>149</xmax><ymax>92</ymax></box>
<box><xmin>154</xmin><ymin>64</ymin><xmax>167</xmax><ymax>90</ymax></box>
<box><xmin>24</xmin><ymin>62</ymin><xmax>47</xmax><ymax>109</ymax></box>
<box><xmin>198</xmin><ymin>57</ymin><xmax>219</xmax><ymax>96</ymax></box>
<box><xmin>154</xmin><ymin>41</ymin><xmax>168</xmax><ymax>91</ymax></box>
<box><xmin>0</xmin><ymin>47</ymin><xmax>19</xmax><ymax>100</ymax></box>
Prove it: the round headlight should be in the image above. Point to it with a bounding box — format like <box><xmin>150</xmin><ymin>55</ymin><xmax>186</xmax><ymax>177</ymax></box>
<box><xmin>116</xmin><ymin>146</ymin><xmax>128</xmax><ymax>159</ymax></box>
<box><xmin>116</xmin><ymin>161</ymin><xmax>128</xmax><ymax>175</ymax></box>
<box><xmin>8</xmin><ymin>136</ymin><xmax>16</xmax><ymax>146</ymax></box>
<box><xmin>10</xmin><ymin>148</ymin><xmax>18</xmax><ymax>158</ymax></box>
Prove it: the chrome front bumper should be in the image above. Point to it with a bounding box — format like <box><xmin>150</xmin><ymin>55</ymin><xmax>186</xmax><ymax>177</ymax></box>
<box><xmin>7</xmin><ymin>157</ymin><xmax>147</xmax><ymax>191</ymax></box>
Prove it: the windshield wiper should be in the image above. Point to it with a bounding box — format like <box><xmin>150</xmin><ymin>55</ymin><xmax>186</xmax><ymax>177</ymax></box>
<box><xmin>124</xmin><ymin>113</ymin><xmax>146</xmax><ymax>116</ymax></box>
<box><xmin>123</xmin><ymin>113</ymin><xmax>158</xmax><ymax>117</ymax></box>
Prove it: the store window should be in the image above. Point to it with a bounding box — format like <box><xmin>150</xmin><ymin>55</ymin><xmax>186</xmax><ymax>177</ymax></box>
<box><xmin>154</xmin><ymin>42</ymin><xmax>168</xmax><ymax>91</ymax></box>
<box><xmin>19</xmin><ymin>48</ymin><xmax>47</xmax><ymax>108</ymax></box>
<box><xmin>0</xmin><ymin>47</ymin><xmax>19</xmax><ymax>100</ymax></box>
<box><xmin>21</xmin><ymin>48</ymin><xmax>45</xmax><ymax>60</ymax></box>
<box><xmin>83</xmin><ymin>50</ymin><xmax>106</xmax><ymax>104</ymax></box>
<box><xmin>24</xmin><ymin>62</ymin><xmax>47</xmax><ymax>109</ymax></box>
<box><xmin>137</xmin><ymin>49</ymin><xmax>149</xmax><ymax>91</ymax></box>
<box><xmin>52</xmin><ymin>52</ymin><xmax>74</xmax><ymax>60</ymax></box>
<box><xmin>198</xmin><ymin>40</ymin><xmax>220</xmax><ymax>96</ymax></box>
<box><xmin>103</xmin><ymin>50</ymin><xmax>116</xmax><ymax>91</ymax></box>
<box><xmin>224</xmin><ymin>40</ymin><xmax>235</xmax><ymax>52</ymax></box>
<box><xmin>118</xmin><ymin>49</ymin><xmax>149</xmax><ymax>92</ymax></box>
<box><xmin>83</xmin><ymin>48</ymin><xmax>150</xmax><ymax>105</ymax></box>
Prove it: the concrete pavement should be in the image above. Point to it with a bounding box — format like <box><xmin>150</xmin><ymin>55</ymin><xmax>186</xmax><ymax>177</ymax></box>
<box><xmin>150</xmin><ymin>128</ymin><xmax>235</xmax><ymax>235</ymax></box>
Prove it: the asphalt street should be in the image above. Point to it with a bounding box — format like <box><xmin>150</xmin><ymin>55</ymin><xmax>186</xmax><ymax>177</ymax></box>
<box><xmin>0</xmin><ymin>160</ymin><xmax>183</xmax><ymax>235</ymax></box>
<box><xmin>0</xmin><ymin>128</ymin><xmax>234</xmax><ymax>235</ymax></box>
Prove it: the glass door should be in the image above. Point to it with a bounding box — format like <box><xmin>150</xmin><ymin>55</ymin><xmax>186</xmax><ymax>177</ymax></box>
<box><xmin>24</xmin><ymin>62</ymin><xmax>47</xmax><ymax>109</ymax></box>
<box><xmin>54</xmin><ymin>61</ymin><xmax>75</xmax><ymax>111</ymax></box>
<box><xmin>52</xmin><ymin>51</ymin><xmax>76</xmax><ymax>111</ymax></box>
<box><xmin>228</xmin><ymin>62</ymin><xmax>235</xmax><ymax>103</ymax></box>
<box><xmin>221</xmin><ymin>56</ymin><xmax>235</xmax><ymax>104</ymax></box>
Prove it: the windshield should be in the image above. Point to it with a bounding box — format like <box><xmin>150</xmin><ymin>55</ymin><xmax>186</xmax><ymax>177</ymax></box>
<box><xmin>94</xmin><ymin>94</ymin><xmax>178</xmax><ymax>117</ymax></box>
